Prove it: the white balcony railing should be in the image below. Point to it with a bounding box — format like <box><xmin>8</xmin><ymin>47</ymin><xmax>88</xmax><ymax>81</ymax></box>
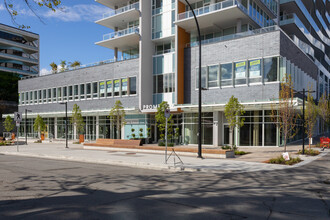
<box><xmin>103</xmin><ymin>2</ymin><xmax>139</xmax><ymax>19</ymax></box>
<box><xmin>103</xmin><ymin>27</ymin><xmax>139</xmax><ymax>41</ymax></box>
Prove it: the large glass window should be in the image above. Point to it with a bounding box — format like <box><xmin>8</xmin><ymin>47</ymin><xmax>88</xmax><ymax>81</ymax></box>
<box><xmin>86</xmin><ymin>83</ymin><xmax>91</xmax><ymax>99</ymax></box>
<box><xmin>184</xmin><ymin>113</ymin><xmax>213</xmax><ymax>145</ymax></box>
<box><xmin>153</xmin><ymin>73</ymin><xmax>175</xmax><ymax>93</ymax></box>
<box><xmin>43</xmin><ymin>89</ymin><xmax>46</xmax><ymax>102</ymax></box>
<box><xmin>153</xmin><ymin>56</ymin><xmax>164</xmax><ymax>74</ymax></box>
<box><xmin>129</xmin><ymin>77</ymin><xmax>136</xmax><ymax>95</ymax></box>
<box><xmin>92</xmin><ymin>82</ymin><xmax>98</xmax><ymax>98</ymax></box>
<box><xmin>68</xmin><ymin>86</ymin><xmax>73</xmax><ymax>101</ymax></box>
<box><xmin>30</xmin><ymin>91</ymin><xmax>33</xmax><ymax>104</ymax></box>
<box><xmin>263</xmin><ymin>57</ymin><xmax>278</xmax><ymax>82</ymax></box>
<box><xmin>106</xmin><ymin>80</ymin><xmax>112</xmax><ymax>97</ymax></box>
<box><xmin>21</xmin><ymin>93</ymin><xmax>24</xmax><ymax>105</ymax></box>
<box><xmin>52</xmin><ymin>88</ymin><xmax>56</xmax><ymax>102</ymax></box>
<box><xmin>25</xmin><ymin>92</ymin><xmax>29</xmax><ymax>104</ymax></box>
<box><xmin>99</xmin><ymin>82</ymin><xmax>105</xmax><ymax>98</ymax></box>
<box><xmin>74</xmin><ymin>85</ymin><xmax>78</xmax><ymax>100</ymax></box>
<box><xmin>208</xmin><ymin>65</ymin><xmax>219</xmax><ymax>88</ymax></box>
<box><xmin>249</xmin><ymin>59</ymin><xmax>262</xmax><ymax>83</ymax></box>
<box><xmin>121</xmin><ymin>78</ymin><xmax>128</xmax><ymax>96</ymax></box>
<box><xmin>235</xmin><ymin>61</ymin><xmax>246</xmax><ymax>85</ymax></box>
<box><xmin>80</xmin><ymin>84</ymin><xmax>85</xmax><ymax>99</ymax></box>
<box><xmin>114</xmin><ymin>79</ymin><xmax>120</xmax><ymax>96</ymax></box>
<box><xmin>221</xmin><ymin>63</ymin><xmax>233</xmax><ymax>86</ymax></box>
<box><xmin>57</xmin><ymin>87</ymin><xmax>62</xmax><ymax>101</ymax></box>
<box><xmin>34</xmin><ymin>91</ymin><xmax>37</xmax><ymax>104</ymax></box>
<box><xmin>63</xmin><ymin>87</ymin><xmax>67</xmax><ymax>101</ymax></box>
<box><xmin>38</xmin><ymin>90</ymin><xmax>42</xmax><ymax>103</ymax></box>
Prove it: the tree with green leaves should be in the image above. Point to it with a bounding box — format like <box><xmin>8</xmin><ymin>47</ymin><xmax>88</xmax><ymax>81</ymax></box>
<box><xmin>33</xmin><ymin>115</ymin><xmax>46</xmax><ymax>139</ymax></box>
<box><xmin>305</xmin><ymin>88</ymin><xmax>317</xmax><ymax>149</ymax></box>
<box><xmin>70</xmin><ymin>61</ymin><xmax>81</xmax><ymax>69</ymax></box>
<box><xmin>50</xmin><ymin>62</ymin><xmax>57</xmax><ymax>74</ymax></box>
<box><xmin>3</xmin><ymin>115</ymin><xmax>14</xmax><ymax>133</ymax></box>
<box><xmin>155</xmin><ymin>101</ymin><xmax>173</xmax><ymax>142</ymax></box>
<box><xmin>271</xmin><ymin>75</ymin><xmax>299</xmax><ymax>152</ymax></box>
<box><xmin>224</xmin><ymin>96</ymin><xmax>245</xmax><ymax>149</ymax></box>
<box><xmin>3</xmin><ymin>0</ymin><xmax>62</xmax><ymax>29</ymax></box>
<box><xmin>318</xmin><ymin>93</ymin><xmax>330</xmax><ymax>134</ymax></box>
<box><xmin>71</xmin><ymin>104</ymin><xmax>85</xmax><ymax>138</ymax></box>
<box><xmin>59</xmin><ymin>60</ymin><xmax>67</xmax><ymax>72</ymax></box>
<box><xmin>109</xmin><ymin>100</ymin><xmax>126</xmax><ymax>139</ymax></box>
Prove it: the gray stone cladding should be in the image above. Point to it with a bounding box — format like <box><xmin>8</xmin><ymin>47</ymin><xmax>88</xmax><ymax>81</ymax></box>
<box><xmin>18</xmin><ymin>59</ymin><xmax>139</xmax><ymax>114</ymax></box>
<box><xmin>184</xmin><ymin>29</ymin><xmax>317</xmax><ymax>105</ymax></box>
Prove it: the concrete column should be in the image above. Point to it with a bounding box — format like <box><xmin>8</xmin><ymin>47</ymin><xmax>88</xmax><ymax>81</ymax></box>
<box><xmin>96</xmin><ymin>116</ymin><xmax>99</xmax><ymax>139</ymax></box>
<box><xmin>74</xmin><ymin>125</ymin><xmax>77</xmax><ymax>140</ymax></box>
<box><xmin>236</xmin><ymin>18</ymin><xmax>242</xmax><ymax>33</ymax></box>
<box><xmin>213</xmin><ymin>111</ymin><xmax>219</xmax><ymax>147</ymax></box>
<box><xmin>54</xmin><ymin>117</ymin><xmax>58</xmax><ymax>139</ymax></box>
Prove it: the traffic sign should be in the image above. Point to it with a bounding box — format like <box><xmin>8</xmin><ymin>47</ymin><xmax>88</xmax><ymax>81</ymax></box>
<box><xmin>14</xmin><ymin>112</ymin><xmax>22</xmax><ymax>122</ymax></box>
<box><xmin>164</xmin><ymin>109</ymin><xmax>170</xmax><ymax>118</ymax></box>
<box><xmin>16</xmin><ymin>121</ymin><xmax>20</xmax><ymax>127</ymax></box>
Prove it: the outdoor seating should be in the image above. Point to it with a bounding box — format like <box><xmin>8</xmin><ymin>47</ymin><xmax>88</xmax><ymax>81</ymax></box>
<box><xmin>320</xmin><ymin>137</ymin><xmax>330</xmax><ymax>148</ymax></box>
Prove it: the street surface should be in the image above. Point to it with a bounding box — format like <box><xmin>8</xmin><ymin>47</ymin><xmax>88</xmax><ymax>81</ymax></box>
<box><xmin>0</xmin><ymin>153</ymin><xmax>329</xmax><ymax>219</ymax></box>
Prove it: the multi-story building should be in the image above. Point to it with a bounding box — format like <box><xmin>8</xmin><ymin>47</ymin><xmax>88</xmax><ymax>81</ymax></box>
<box><xmin>0</xmin><ymin>23</ymin><xmax>39</xmax><ymax>134</ymax></box>
<box><xmin>15</xmin><ymin>0</ymin><xmax>329</xmax><ymax>146</ymax></box>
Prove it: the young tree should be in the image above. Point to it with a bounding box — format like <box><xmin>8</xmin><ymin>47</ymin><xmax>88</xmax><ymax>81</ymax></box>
<box><xmin>155</xmin><ymin>101</ymin><xmax>174</xmax><ymax>142</ymax></box>
<box><xmin>3</xmin><ymin>115</ymin><xmax>14</xmax><ymax>133</ymax></box>
<box><xmin>3</xmin><ymin>0</ymin><xmax>62</xmax><ymax>29</ymax></box>
<box><xmin>71</xmin><ymin>104</ymin><xmax>85</xmax><ymax>139</ymax></box>
<box><xmin>50</xmin><ymin>62</ymin><xmax>57</xmax><ymax>74</ymax></box>
<box><xmin>109</xmin><ymin>100</ymin><xmax>126</xmax><ymax>139</ymax></box>
<box><xmin>33</xmin><ymin>115</ymin><xmax>46</xmax><ymax>139</ymax></box>
<box><xmin>271</xmin><ymin>75</ymin><xmax>299</xmax><ymax>152</ymax></box>
<box><xmin>59</xmin><ymin>60</ymin><xmax>67</xmax><ymax>72</ymax></box>
<box><xmin>224</xmin><ymin>96</ymin><xmax>245</xmax><ymax>149</ymax></box>
<box><xmin>305</xmin><ymin>89</ymin><xmax>317</xmax><ymax>149</ymax></box>
<box><xmin>318</xmin><ymin>93</ymin><xmax>330</xmax><ymax>134</ymax></box>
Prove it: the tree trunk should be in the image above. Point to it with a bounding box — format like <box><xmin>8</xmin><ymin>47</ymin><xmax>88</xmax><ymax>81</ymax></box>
<box><xmin>117</xmin><ymin>117</ymin><xmax>120</xmax><ymax>139</ymax></box>
<box><xmin>229</xmin><ymin>127</ymin><xmax>234</xmax><ymax>149</ymax></box>
<box><xmin>284</xmin><ymin>134</ymin><xmax>287</xmax><ymax>152</ymax></box>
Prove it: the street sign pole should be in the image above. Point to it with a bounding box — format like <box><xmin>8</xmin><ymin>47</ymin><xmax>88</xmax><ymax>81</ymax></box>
<box><xmin>16</xmin><ymin>122</ymin><xmax>19</xmax><ymax>152</ymax></box>
<box><xmin>164</xmin><ymin>109</ymin><xmax>170</xmax><ymax>164</ymax></box>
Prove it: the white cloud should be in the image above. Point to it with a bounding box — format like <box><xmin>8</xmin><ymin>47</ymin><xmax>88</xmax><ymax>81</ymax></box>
<box><xmin>40</xmin><ymin>68</ymin><xmax>52</xmax><ymax>76</ymax></box>
<box><xmin>0</xmin><ymin>5</ymin><xmax>5</xmax><ymax>11</ymax></box>
<box><xmin>42</xmin><ymin>4</ymin><xmax>111</xmax><ymax>22</ymax></box>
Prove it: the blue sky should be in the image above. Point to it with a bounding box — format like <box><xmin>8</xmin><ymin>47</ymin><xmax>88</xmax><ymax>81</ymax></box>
<box><xmin>0</xmin><ymin>0</ymin><xmax>114</xmax><ymax>75</ymax></box>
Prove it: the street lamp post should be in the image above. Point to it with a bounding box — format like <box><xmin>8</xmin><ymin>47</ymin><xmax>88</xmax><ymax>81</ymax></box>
<box><xmin>184</xmin><ymin>0</ymin><xmax>203</xmax><ymax>158</ymax></box>
<box><xmin>25</xmin><ymin>109</ymin><xmax>32</xmax><ymax>145</ymax></box>
<box><xmin>60</xmin><ymin>102</ymin><xmax>68</xmax><ymax>148</ymax></box>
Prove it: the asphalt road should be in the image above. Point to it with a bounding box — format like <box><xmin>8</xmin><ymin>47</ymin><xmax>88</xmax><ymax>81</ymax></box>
<box><xmin>0</xmin><ymin>153</ymin><xmax>329</xmax><ymax>220</ymax></box>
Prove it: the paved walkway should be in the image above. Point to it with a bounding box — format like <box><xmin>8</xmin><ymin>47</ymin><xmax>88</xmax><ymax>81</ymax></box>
<box><xmin>0</xmin><ymin>141</ymin><xmax>328</xmax><ymax>174</ymax></box>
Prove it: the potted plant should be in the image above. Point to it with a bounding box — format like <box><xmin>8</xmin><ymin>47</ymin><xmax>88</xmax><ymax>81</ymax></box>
<box><xmin>33</xmin><ymin>115</ymin><xmax>46</xmax><ymax>143</ymax></box>
<box><xmin>147</xmin><ymin>127</ymin><xmax>151</xmax><ymax>144</ymax></box>
<box><xmin>131</xmin><ymin>128</ymin><xmax>135</xmax><ymax>139</ymax></box>
<box><xmin>71</xmin><ymin>104</ymin><xmax>85</xmax><ymax>143</ymax></box>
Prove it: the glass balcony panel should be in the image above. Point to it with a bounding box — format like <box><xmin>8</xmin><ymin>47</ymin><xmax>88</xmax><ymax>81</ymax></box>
<box><xmin>102</xmin><ymin>2</ymin><xmax>139</xmax><ymax>19</ymax></box>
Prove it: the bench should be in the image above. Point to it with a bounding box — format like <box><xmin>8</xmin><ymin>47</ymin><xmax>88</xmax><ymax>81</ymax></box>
<box><xmin>84</xmin><ymin>138</ymin><xmax>141</xmax><ymax>148</ymax></box>
<box><xmin>320</xmin><ymin>137</ymin><xmax>330</xmax><ymax>148</ymax></box>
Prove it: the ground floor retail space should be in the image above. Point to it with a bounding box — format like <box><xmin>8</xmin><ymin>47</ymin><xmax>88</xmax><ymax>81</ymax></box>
<box><xmin>15</xmin><ymin>109</ymin><xmax>295</xmax><ymax>147</ymax></box>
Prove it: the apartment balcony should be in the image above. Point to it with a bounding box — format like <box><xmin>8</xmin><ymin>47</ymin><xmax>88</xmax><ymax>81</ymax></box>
<box><xmin>291</xmin><ymin>35</ymin><xmax>314</xmax><ymax>58</ymax></box>
<box><xmin>95</xmin><ymin>27</ymin><xmax>140</xmax><ymax>50</ymax></box>
<box><xmin>0</xmin><ymin>38</ymin><xmax>38</xmax><ymax>54</ymax></box>
<box><xmin>279</xmin><ymin>13</ymin><xmax>325</xmax><ymax>53</ymax></box>
<box><xmin>95</xmin><ymin>0</ymin><xmax>130</xmax><ymax>9</ymax></box>
<box><xmin>0</xmin><ymin>52</ymin><xmax>39</xmax><ymax>66</ymax></box>
<box><xmin>95</xmin><ymin>2</ymin><xmax>140</xmax><ymax>29</ymax></box>
<box><xmin>0</xmin><ymin>66</ymin><xmax>38</xmax><ymax>76</ymax></box>
<box><xmin>176</xmin><ymin>0</ymin><xmax>259</xmax><ymax>32</ymax></box>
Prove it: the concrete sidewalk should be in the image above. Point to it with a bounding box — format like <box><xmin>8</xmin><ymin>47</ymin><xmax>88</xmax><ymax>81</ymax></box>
<box><xmin>0</xmin><ymin>142</ymin><xmax>328</xmax><ymax>174</ymax></box>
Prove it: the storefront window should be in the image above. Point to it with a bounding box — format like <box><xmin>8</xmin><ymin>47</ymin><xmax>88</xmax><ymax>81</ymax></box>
<box><xmin>106</xmin><ymin>80</ymin><xmax>112</xmax><ymax>97</ymax></box>
<box><xmin>99</xmin><ymin>81</ymin><xmax>105</xmax><ymax>98</ymax></box>
<box><xmin>263</xmin><ymin>57</ymin><xmax>278</xmax><ymax>82</ymax></box>
<box><xmin>249</xmin><ymin>59</ymin><xmax>262</xmax><ymax>83</ymax></box>
<box><xmin>235</xmin><ymin>61</ymin><xmax>246</xmax><ymax>85</ymax></box>
<box><xmin>208</xmin><ymin>65</ymin><xmax>219</xmax><ymax>88</ymax></box>
<box><xmin>184</xmin><ymin>113</ymin><xmax>213</xmax><ymax>145</ymax></box>
<box><xmin>221</xmin><ymin>63</ymin><xmax>232</xmax><ymax>86</ymax></box>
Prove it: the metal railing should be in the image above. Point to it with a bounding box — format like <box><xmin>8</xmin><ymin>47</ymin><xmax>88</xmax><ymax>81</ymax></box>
<box><xmin>103</xmin><ymin>27</ymin><xmax>139</xmax><ymax>41</ymax></box>
<box><xmin>102</xmin><ymin>2</ymin><xmax>139</xmax><ymax>19</ymax></box>
<box><xmin>186</xmin><ymin>25</ymin><xmax>279</xmax><ymax>48</ymax></box>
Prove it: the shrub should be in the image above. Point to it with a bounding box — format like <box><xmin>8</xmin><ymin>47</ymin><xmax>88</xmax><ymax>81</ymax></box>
<box><xmin>34</xmin><ymin>140</ymin><xmax>42</xmax><ymax>143</ymax></box>
<box><xmin>298</xmin><ymin>149</ymin><xmax>320</xmax><ymax>156</ymax></box>
<box><xmin>158</xmin><ymin>141</ymin><xmax>174</xmax><ymax>147</ymax></box>
<box><xmin>221</xmin><ymin>146</ymin><xmax>231</xmax><ymax>150</ymax></box>
<box><xmin>268</xmin><ymin>155</ymin><xmax>302</xmax><ymax>165</ymax></box>
<box><xmin>235</xmin><ymin>150</ymin><xmax>249</xmax><ymax>155</ymax></box>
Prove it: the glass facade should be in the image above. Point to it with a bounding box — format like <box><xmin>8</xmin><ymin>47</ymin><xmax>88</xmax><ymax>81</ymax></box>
<box><xmin>183</xmin><ymin>113</ymin><xmax>213</xmax><ymax>145</ymax></box>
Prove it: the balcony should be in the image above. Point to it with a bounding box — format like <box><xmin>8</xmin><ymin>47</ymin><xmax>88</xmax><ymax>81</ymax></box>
<box><xmin>0</xmin><ymin>38</ymin><xmax>38</xmax><ymax>54</ymax></box>
<box><xmin>0</xmin><ymin>52</ymin><xmax>39</xmax><ymax>66</ymax></box>
<box><xmin>95</xmin><ymin>0</ymin><xmax>131</xmax><ymax>9</ymax></box>
<box><xmin>95</xmin><ymin>27</ymin><xmax>140</xmax><ymax>50</ymax></box>
<box><xmin>176</xmin><ymin>0</ymin><xmax>259</xmax><ymax>31</ymax></box>
<box><xmin>0</xmin><ymin>66</ymin><xmax>38</xmax><ymax>76</ymax></box>
<box><xmin>95</xmin><ymin>2</ymin><xmax>140</xmax><ymax>29</ymax></box>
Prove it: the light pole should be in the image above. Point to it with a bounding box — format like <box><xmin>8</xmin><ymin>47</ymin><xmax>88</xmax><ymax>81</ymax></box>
<box><xmin>25</xmin><ymin>109</ymin><xmax>32</xmax><ymax>145</ymax></box>
<box><xmin>184</xmin><ymin>0</ymin><xmax>203</xmax><ymax>158</ymax></box>
<box><xmin>59</xmin><ymin>102</ymin><xmax>68</xmax><ymax>148</ymax></box>
<box><xmin>295</xmin><ymin>89</ymin><xmax>315</xmax><ymax>154</ymax></box>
